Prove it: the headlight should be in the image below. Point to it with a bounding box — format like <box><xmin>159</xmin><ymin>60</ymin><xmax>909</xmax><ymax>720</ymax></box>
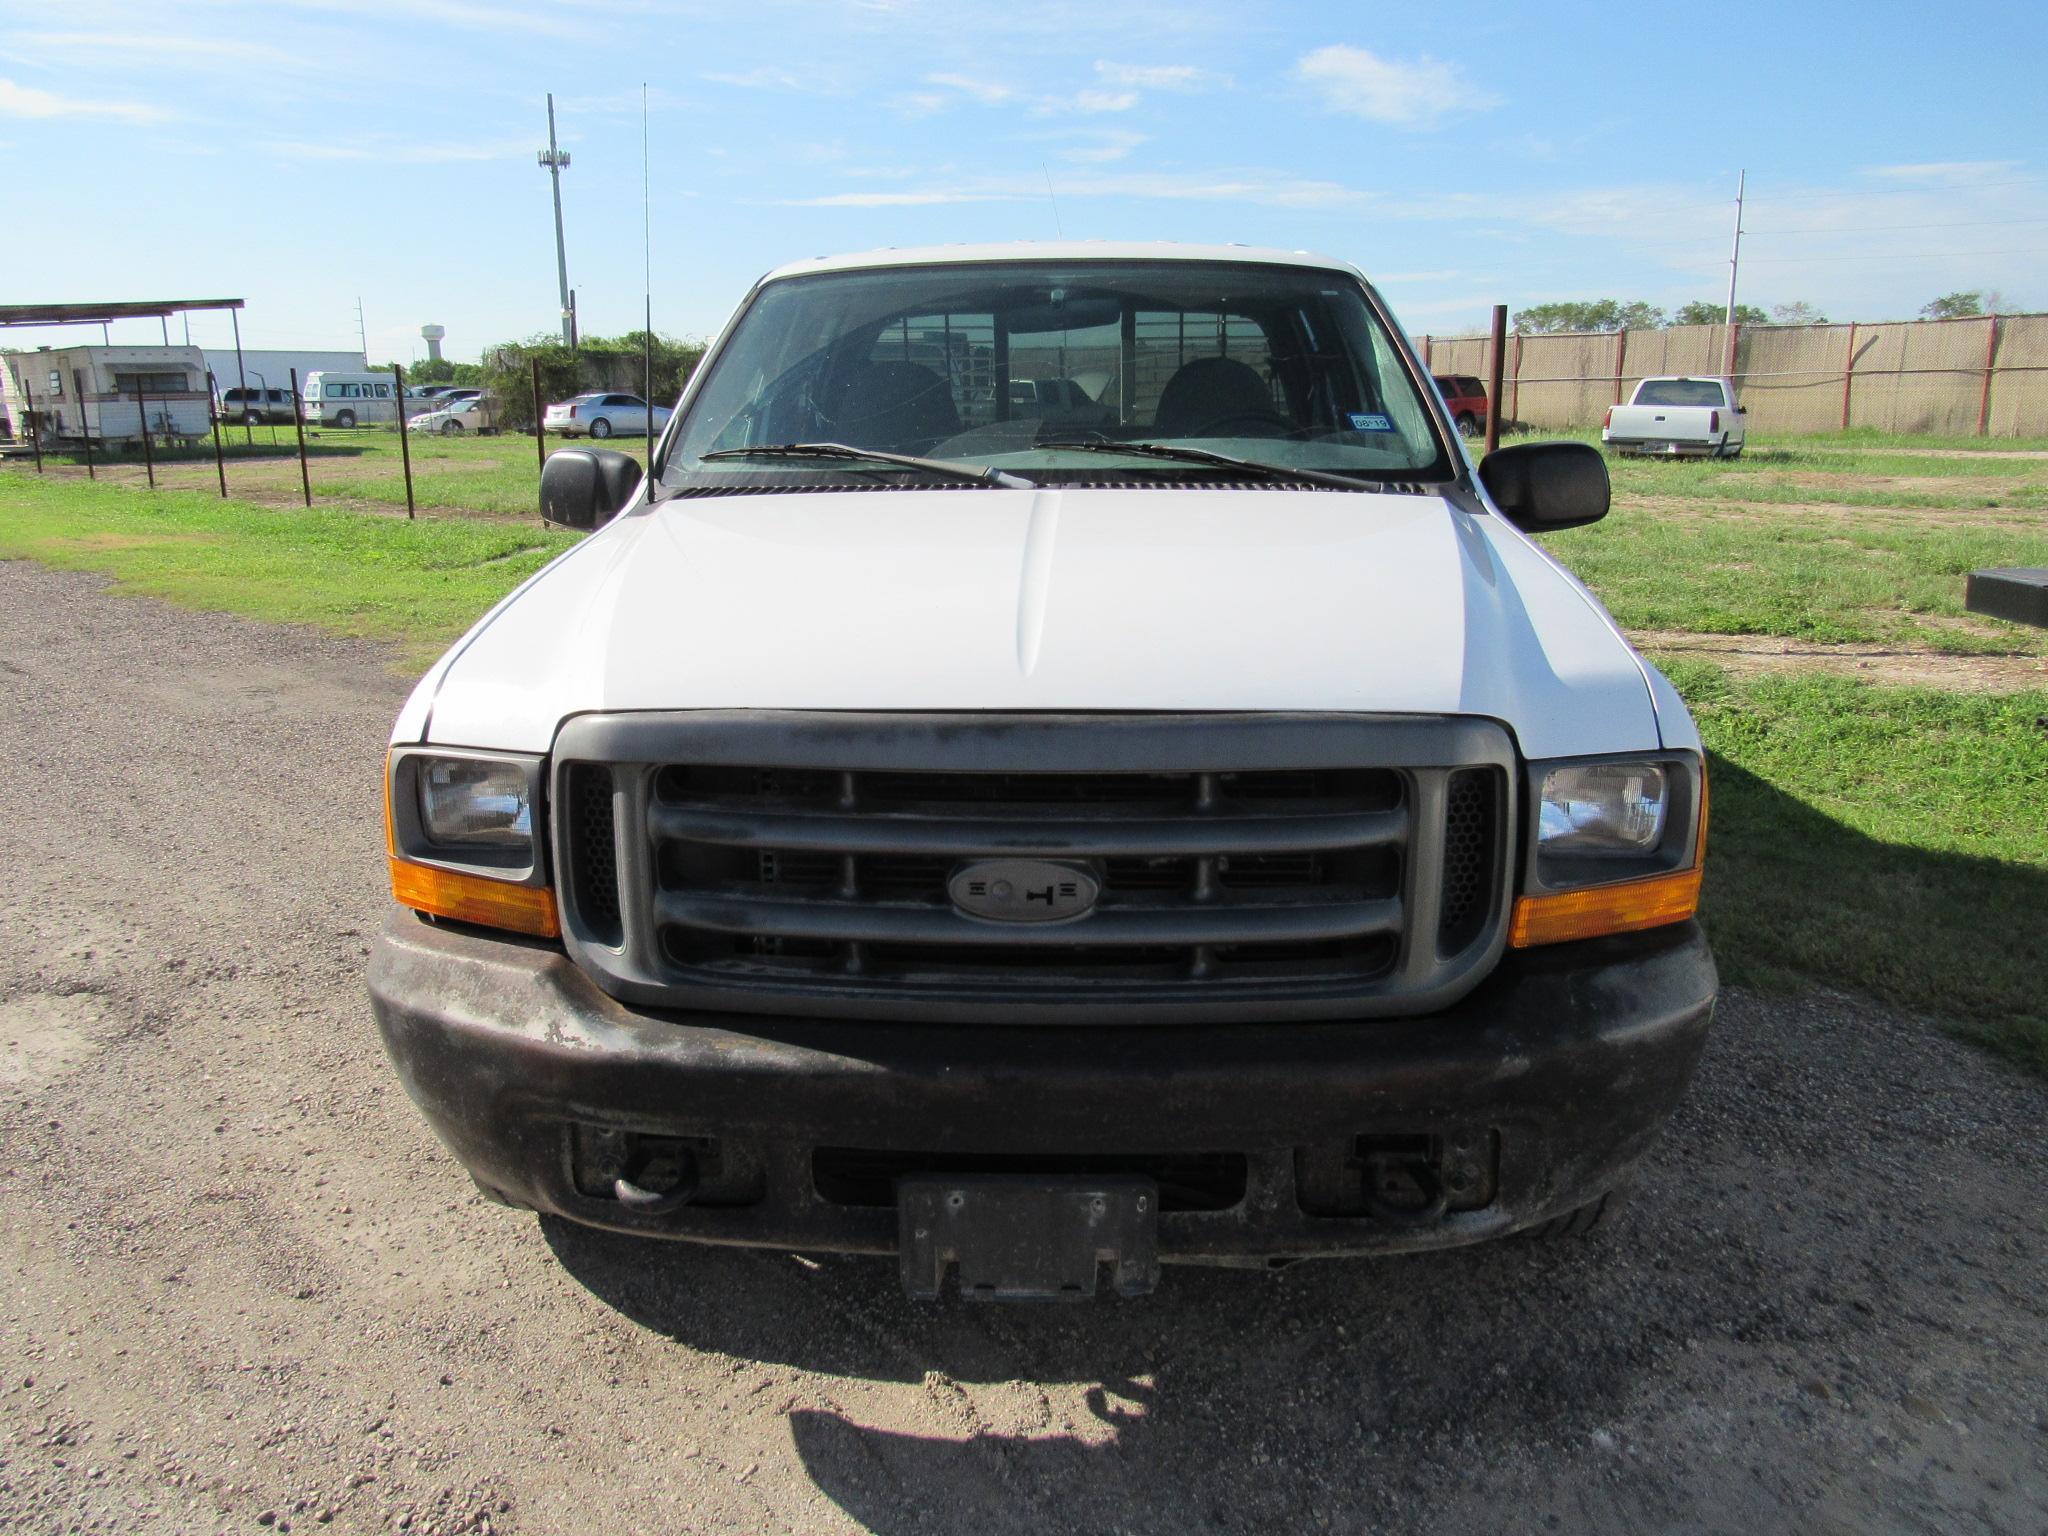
<box><xmin>1537</xmin><ymin>762</ymin><xmax>1668</xmax><ymax>859</ymax></box>
<box><xmin>1512</xmin><ymin>753</ymin><xmax>1705</xmax><ymax>948</ymax></box>
<box><xmin>386</xmin><ymin>749</ymin><xmax>557</xmax><ymax>938</ymax></box>
<box><xmin>419</xmin><ymin>757</ymin><xmax>534</xmax><ymax>849</ymax></box>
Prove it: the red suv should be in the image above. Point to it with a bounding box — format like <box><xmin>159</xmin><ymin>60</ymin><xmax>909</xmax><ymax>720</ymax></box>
<box><xmin>1433</xmin><ymin>374</ymin><xmax>1489</xmax><ymax>436</ymax></box>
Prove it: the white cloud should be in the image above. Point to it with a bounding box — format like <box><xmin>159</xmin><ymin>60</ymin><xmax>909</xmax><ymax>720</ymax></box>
<box><xmin>263</xmin><ymin>135</ymin><xmax>533</xmax><ymax>164</ymax></box>
<box><xmin>0</xmin><ymin>76</ymin><xmax>168</xmax><ymax>122</ymax></box>
<box><xmin>1036</xmin><ymin>128</ymin><xmax>1149</xmax><ymax>164</ymax></box>
<box><xmin>903</xmin><ymin>72</ymin><xmax>1139</xmax><ymax>119</ymax></box>
<box><xmin>702</xmin><ymin>66</ymin><xmax>808</xmax><ymax>91</ymax></box>
<box><xmin>790</xmin><ymin>189</ymin><xmax>1007</xmax><ymax>207</ymax></box>
<box><xmin>924</xmin><ymin>73</ymin><xmax>1020</xmax><ymax>106</ymax></box>
<box><xmin>1093</xmin><ymin>61</ymin><xmax>1221</xmax><ymax>90</ymax></box>
<box><xmin>12</xmin><ymin>31</ymin><xmax>291</xmax><ymax>64</ymax></box>
<box><xmin>891</xmin><ymin>90</ymin><xmax>951</xmax><ymax>118</ymax></box>
<box><xmin>783</xmin><ymin>168</ymin><xmax>1373</xmax><ymax>210</ymax></box>
<box><xmin>1292</xmin><ymin>44</ymin><xmax>1497</xmax><ymax>129</ymax></box>
<box><xmin>1864</xmin><ymin>160</ymin><xmax>2023</xmax><ymax>185</ymax></box>
<box><xmin>1041</xmin><ymin>89</ymin><xmax>1138</xmax><ymax>116</ymax></box>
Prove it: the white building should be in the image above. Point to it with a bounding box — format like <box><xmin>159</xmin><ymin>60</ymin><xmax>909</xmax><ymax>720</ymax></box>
<box><xmin>202</xmin><ymin>348</ymin><xmax>365</xmax><ymax>399</ymax></box>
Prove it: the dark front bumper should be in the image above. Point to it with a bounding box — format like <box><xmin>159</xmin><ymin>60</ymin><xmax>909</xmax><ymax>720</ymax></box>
<box><xmin>367</xmin><ymin>911</ymin><xmax>1716</xmax><ymax>1263</ymax></box>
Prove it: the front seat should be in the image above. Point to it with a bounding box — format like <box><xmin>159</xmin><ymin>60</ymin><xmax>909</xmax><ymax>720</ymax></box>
<box><xmin>1151</xmin><ymin>356</ymin><xmax>1279</xmax><ymax>437</ymax></box>
<box><xmin>815</xmin><ymin>361</ymin><xmax>960</xmax><ymax>453</ymax></box>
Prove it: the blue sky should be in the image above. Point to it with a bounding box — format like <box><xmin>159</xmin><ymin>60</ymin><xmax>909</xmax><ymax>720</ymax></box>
<box><xmin>4</xmin><ymin>0</ymin><xmax>2045</xmax><ymax>362</ymax></box>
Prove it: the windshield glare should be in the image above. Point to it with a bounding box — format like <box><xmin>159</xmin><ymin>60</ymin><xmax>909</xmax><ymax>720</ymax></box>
<box><xmin>661</xmin><ymin>261</ymin><xmax>1451</xmax><ymax>489</ymax></box>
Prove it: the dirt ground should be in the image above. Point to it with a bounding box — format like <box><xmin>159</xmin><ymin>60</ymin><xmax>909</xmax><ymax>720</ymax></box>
<box><xmin>1</xmin><ymin>562</ymin><xmax>2044</xmax><ymax>1536</ymax></box>
<box><xmin>1632</xmin><ymin>630</ymin><xmax>2048</xmax><ymax>691</ymax></box>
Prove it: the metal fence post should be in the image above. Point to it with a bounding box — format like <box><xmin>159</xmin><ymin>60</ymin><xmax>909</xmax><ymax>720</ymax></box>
<box><xmin>21</xmin><ymin>378</ymin><xmax>43</xmax><ymax>474</ymax></box>
<box><xmin>1484</xmin><ymin>305</ymin><xmax>1507</xmax><ymax>457</ymax></box>
<box><xmin>392</xmin><ymin>364</ymin><xmax>415</xmax><ymax>519</ymax></box>
<box><xmin>74</xmin><ymin>368</ymin><xmax>95</xmax><ymax>480</ymax></box>
<box><xmin>1977</xmin><ymin>314</ymin><xmax>1999</xmax><ymax>437</ymax></box>
<box><xmin>1840</xmin><ymin>322</ymin><xmax>1858</xmax><ymax>432</ymax></box>
<box><xmin>136</xmin><ymin>379</ymin><xmax>156</xmax><ymax>488</ymax></box>
<box><xmin>1509</xmin><ymin>328</ymin><xmax>1524</xmax><ymax>433</ymax></box>
<box><xmin>531</xmin><ymin>356</ymin><xmax>546</xmax><ymax>473</ymax></box>
<box><xmin>206</xmin><ymin>370</ymin><xmax>227</xmax><ymax>496</ymax></box>
<box><xmin>289</xmin><ymin>367</ymin><xmax>312</xmax><ymax>507</ymax></box>
<box><xmin>231</xmin><ymin>306</ymin><xmax>252</xmax><ymax>447</ymax></box>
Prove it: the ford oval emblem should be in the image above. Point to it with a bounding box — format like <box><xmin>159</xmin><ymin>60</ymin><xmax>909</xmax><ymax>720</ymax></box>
<box><xmin>949</xmin><ymin>859</ymin><xmax>1100</xmax><ymax>924</ymax></box>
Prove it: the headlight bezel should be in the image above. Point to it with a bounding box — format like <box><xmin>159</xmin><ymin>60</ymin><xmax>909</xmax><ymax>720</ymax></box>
<box><xmin>387</xmin><ymin>746</ymin><xmax>549</xmax><ymax>886</ymax></box>
<box><xmin>1522</xmin><ymin>750</ymin><xmax>1704</xmax><ymax>895</ymax></box>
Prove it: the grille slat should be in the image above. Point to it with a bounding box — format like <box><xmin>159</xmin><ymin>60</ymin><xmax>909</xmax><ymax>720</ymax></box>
<box><xmin>648</xmin><ymin>800</ymin><xmax>1408</xmax><ymax>857</ymax></box>
<box><xmin>655</xmin><ymin>889</ymin><xmax>1404</xmax><ymax>948</ymax></box>
<box><xmin>552</xmin><ymin>713</ymin><xmax>1512</xmax><ymax>1024</ymax></box>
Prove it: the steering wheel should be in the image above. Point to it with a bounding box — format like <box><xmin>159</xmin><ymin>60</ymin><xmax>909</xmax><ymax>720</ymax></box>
<box><xmin>1181</xmin><ymin>410</ymin><xmax>1297</xmax><ymax>438</ymax></box>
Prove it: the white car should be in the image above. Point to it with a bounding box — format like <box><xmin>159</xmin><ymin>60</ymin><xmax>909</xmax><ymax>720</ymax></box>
<box><xmin>543</xmin><ymin>392</ymin><xmax>672</xmax><ymax>439</ymax></box>
<box><xmin>407</xmin><ymin>393</ymin><xmax>498</xmax><ymax>435</ymax></box>
<box><xmin>1603</xmin><ymin>376</ymin><xmax>1745</xmax><ymax>458</ymax></box>
<box><xmin>371</xmin><ymin>242</ymin><xmax>1716</xmax><ymax>1300</ymax></box>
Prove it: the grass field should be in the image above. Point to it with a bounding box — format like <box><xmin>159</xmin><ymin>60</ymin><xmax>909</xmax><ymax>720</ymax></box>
<box><xmin>3</xmin><ymin>430</ymin><xmax>2044</xmax><ymax>1071</ymax></box>
<box><xmin>0</xmin><ymin>474</ymin><xmax>574</xmax><ymax>666</ymax></box>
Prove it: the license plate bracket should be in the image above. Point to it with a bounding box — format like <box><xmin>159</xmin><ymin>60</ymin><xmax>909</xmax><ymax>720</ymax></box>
<box><xmin>898</xmin><ymin>1174</ymin><xmax>1159</xmax><ymax>1301</ymax></box>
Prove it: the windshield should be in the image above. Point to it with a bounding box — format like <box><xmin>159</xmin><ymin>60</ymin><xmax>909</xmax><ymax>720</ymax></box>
<box><xmin>660</xmin><ymin>260</ymin><xmax>1452</xmax><ymax>491</ymax></box>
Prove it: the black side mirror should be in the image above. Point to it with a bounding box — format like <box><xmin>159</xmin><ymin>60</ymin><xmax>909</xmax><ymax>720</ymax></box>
<box><xmin>540</xmin><ymin>448</ymin><xmax>643</xmax><ymax>530</ymax></box>
<box><xmin>1477</xmin><ymin>440</ymin><xmax>1609</xmax><ymax>533</ymax></box>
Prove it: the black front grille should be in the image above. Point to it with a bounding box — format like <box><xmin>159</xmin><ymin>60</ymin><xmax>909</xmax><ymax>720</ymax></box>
<box><xmin>552</xmin><ymin>713</ymin><xmax>1514</xmax><ymax>1024</ymax></box>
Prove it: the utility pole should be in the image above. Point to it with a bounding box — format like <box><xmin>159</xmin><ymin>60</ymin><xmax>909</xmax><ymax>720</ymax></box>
<box><xmin>1723</xmin><ymin>169</ymin><xmax>1746</xmax><ymax>375</ymax></box>
<box><xmin>539</xmin><ymin>94</ymin><xmax>574</xmax><ymax>347</ymax></box>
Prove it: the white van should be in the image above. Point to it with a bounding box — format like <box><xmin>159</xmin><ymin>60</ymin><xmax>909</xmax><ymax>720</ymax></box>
<box><xmin>302</xmin><ymin>371</ymin><xmax>432</xmax><ymax>429</ymax></box>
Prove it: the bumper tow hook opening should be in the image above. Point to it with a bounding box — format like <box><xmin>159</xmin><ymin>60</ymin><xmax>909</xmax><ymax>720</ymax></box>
<box><xmin>1362</xmin><ymin>1153</ymin><xmax>1449</xmax><ymax>1228</ymax></box>
<box><xmin>614</xmin><ymin>1151</ymin><xmax>701</xmax><ymax>1216</ymax></box>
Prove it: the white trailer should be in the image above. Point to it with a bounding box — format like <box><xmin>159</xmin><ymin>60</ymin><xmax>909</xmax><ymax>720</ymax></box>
<box><xmin>1</xmin><ymin>344</ymin><xmax>214</xmax><ymax>448</ymax></box>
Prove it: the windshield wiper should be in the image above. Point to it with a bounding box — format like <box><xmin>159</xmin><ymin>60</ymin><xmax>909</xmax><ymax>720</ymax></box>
<box><xmin>698</xmin><ymin>442</ymin><xmax>1035</xmax><ymax>488</ymax></box>
<box><xmin>1037</xmin><ymin>439</ymin><xmax>1396</xmax><ymax>493</ymax></box>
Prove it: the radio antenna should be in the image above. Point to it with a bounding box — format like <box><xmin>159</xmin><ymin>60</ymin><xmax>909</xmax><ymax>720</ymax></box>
<box><xmin>1041</xmin><ymin>162</ymin><xmax>1065</xmax><ymax>239</ymax></box>
<box><xmin>642</xmin><ymin>82</ymin><xmax>656</xmax><ymax>480</ymax></box>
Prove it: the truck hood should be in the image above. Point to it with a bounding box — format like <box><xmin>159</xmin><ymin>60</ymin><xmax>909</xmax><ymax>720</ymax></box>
<box><xmin>411</xmin><ymin>486</ymin><xmax>1660</xmax><ymax>760</ymax></box>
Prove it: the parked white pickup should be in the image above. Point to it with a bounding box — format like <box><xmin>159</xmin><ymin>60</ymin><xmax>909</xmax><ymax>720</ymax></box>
<box><xmin>1603</xmin><ymin>376</ymin><xmax>1745</xmax><ymax>458</ymax></box>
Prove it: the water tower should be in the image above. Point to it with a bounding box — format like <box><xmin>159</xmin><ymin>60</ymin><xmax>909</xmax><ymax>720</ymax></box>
<box><xmin>421</xmin><ymin>323</ymin><xmax>446</xmax><ymax>363</ymax></box>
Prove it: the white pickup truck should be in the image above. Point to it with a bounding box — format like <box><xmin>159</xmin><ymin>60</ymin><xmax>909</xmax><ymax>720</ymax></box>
<box><xmin>368</xmin><ymin>242</ymin><xmax>1717</xmax><ymax>1300</ymax></box>
<box><xmin>1603</xmin><ymin>376</ymin><xmax>1745</xmax><ymax>458</ymax></box>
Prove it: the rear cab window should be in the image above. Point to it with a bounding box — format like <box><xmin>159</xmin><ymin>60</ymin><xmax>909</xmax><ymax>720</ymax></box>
<box><xmin>1634</xmin><ymin>379</ymin><xmax>1727</xmax><ymax>408</ymax></box>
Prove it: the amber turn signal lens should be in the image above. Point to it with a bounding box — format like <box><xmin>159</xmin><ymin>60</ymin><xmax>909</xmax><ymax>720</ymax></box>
<box><xmin>388</xmin><ymin>857</ymin><xmax>561</xmax><ymax>939</ymax></box>
<box><xmin>1508</xmin><ymin>866</ymin><xmax>1701</xmax><ymax>948</ymax></box>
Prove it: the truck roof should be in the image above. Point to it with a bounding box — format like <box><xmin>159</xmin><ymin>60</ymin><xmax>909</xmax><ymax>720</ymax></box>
<box><xmin>760</xmin><ymin>241</ymin><xmax>1368</xmax><ymax>285</ymax></box>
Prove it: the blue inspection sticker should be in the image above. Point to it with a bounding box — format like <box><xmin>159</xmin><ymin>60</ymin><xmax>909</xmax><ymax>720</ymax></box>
<box><xmin>1348</xmin><ymin>412</ymin><xmax>1395</xmax><ymax>432</ymax></box>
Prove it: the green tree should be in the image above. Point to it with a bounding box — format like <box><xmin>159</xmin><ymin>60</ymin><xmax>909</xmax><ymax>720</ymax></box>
<box><xmin>1769</xmin><ymin>301</ymin><xmax>1828</xmax><ymax>326</ymax></box>
<box><xmin>373</xmin><ymin>357</ymin><xmax>485</xmax><ymax>386</ymax></box>
<box><xmin>1511</xmin><ymin>299</ymin><xmax>1666</xmax><ymax>333</ymax></box>
<box><xmin>1672</xmin><ymin>300</ymin><xmax>1769</xmax><ymax>327</ymax></box>
<box><xmin>1920</xmin><ymin>291</ymin><xmax>1984</xmax><ymax>319</ymax></box>
<box><xmin>481</xmin><ymin>331</ymin><xmax>706</xmax><ymax>430</ymax></box>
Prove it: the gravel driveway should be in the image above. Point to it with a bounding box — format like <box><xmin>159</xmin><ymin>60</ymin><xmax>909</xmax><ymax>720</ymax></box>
<box><xmin>1</xmin><ymin>560</ymin><xmax>2042</xmax><ymax>1535</ymax></box>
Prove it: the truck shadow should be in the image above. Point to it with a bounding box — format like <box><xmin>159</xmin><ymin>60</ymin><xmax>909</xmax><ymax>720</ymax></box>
<box><xmin>540</xmin><ymin>750</ymin><xmax>2046</xmax><ymax>1531</ymax></box>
